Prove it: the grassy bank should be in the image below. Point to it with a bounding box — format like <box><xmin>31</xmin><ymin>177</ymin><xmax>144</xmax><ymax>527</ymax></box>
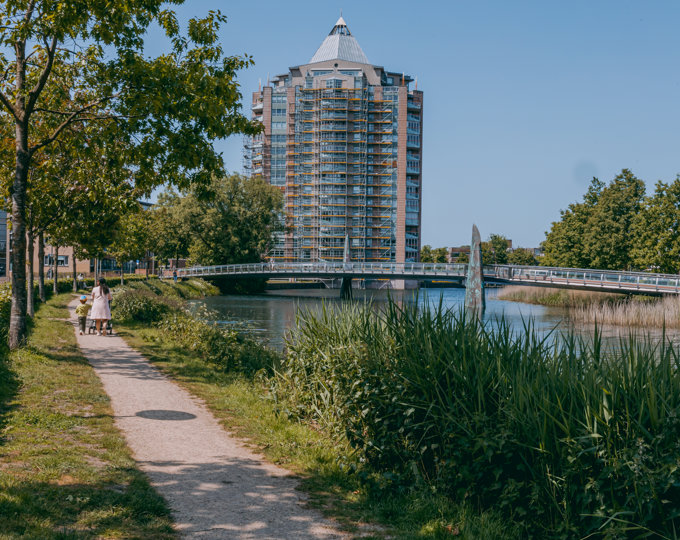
<box><xmin>275</xmin><ymin>301</ymin><xmax>680</xmax><ymax>538</ymax></box>
<box><xmin>113</xmin><ymin>290</ymin><xmax>512</xmax><ymax>538</ymax></box>
<box><xmin>112</xmin><ymin>286</ymin><xmax>680</xmax><ymax>538</ymax></box>
<box><xmin>0</xmin><ymin>293</ymin><xmax>175</xmax><ymax>538</ymax></box>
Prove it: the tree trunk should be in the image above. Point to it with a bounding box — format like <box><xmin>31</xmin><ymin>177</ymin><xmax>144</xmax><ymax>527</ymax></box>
<box><xmin>26</xmin><ymin>230</ymin><xmax>34</xmax><ymax>317</ymax></box>
<box><xmin>52</xmin><ymin>245</ymin><xmax>58</xmax><ymax>294</ymax></box>
<box><xmin>145</xmin><ymin>251</ymin><xmax>149</xmax><ymax>280</ymax></box>
<box><xmin>120</xmin><ymin>264</ymin><xmax>124</xmax><ymax>286</ymax></box>
<box><xmin>9</xmin><ymin>127</ymin><xmax>29</xmax><ymax>349</ymax></box>
<box><xmin>72</xmin><ymin>251</ymin><xmax>77</xmax><ymax>292</ymax></box>
<box><xmin>38</xmin><ymin>231</ymin><xmax>45</xmax><ymax>302</ymax></box>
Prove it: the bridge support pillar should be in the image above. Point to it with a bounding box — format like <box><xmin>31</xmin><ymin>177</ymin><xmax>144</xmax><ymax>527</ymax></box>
<box><xmin>464</xmin><ymin>224</ymin><xmax>485</xmax><ymax>316</ymax></box>
<box><xmin>340</xmin><ymin>277</ymin><xmax>353</xmax><ymax>300</ymax></box>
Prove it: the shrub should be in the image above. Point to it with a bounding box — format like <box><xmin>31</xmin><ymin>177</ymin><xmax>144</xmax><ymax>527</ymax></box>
<box><xmin>155</xmin><ymin>310</ymin><xmax>278</xmax><ymax>375</ymax></box>
<box><xmin>111</xmin><ymin>289</ymin><xmax>179</xmax><ymax>323</ymax></box>
<box><xmin>0</xmin><ymin>283</ymin><xmax>11</xmax><ymax>342</ymax></box>
<box><xmin>272</xmin><ymin>299</ymin><xmax>680</xmax><ymax>538</ymax></box>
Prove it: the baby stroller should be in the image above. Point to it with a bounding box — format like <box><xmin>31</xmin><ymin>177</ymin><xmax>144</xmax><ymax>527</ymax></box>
<box><xmin>88</xmin><ymin>318</ymin><xmax>113</xmax><ymax>335</ymax></box>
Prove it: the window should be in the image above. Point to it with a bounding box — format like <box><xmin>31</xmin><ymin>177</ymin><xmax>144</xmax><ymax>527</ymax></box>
<box><xmin>326</xmin><ymin>78</ymin><xmax>343</xmax><ymax>89</ymax></box>
<box><xmin>271</xmin><ymin>122</ymin><xmax>286</xmax><ymax>130</ymax></box>
<box><xmin>272</xmin><ymin>95</ymin><xmax>287</xmax><ymax>104</ymax></box>
<box><xmin>271</xmin><ymin>107</ymin><xmax>286</xmax><ymax>116</ymax></box>
<box><xmin>44</xmin><ymin>254</ymin><xmax>69</xmax><ymax>267</ymax></box>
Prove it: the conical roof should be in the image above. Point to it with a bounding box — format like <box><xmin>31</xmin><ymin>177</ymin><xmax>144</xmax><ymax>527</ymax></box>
<box><xmin>309</xmin><ymin>17</ymin><xmax>369</xmax><ymax>65</ymax></box>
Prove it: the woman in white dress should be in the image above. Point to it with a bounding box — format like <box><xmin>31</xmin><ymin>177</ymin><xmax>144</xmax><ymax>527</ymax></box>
<box><xmin>90</xmin><ymin>278</ymin><xmax>112</xmax><ymax>336</ymax></box>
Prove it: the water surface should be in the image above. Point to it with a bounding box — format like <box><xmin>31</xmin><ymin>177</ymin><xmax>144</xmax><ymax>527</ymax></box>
<box><xmin>189</xmin><ymin>287</ymin><xmax>578</xmax><ymax>350</ymax></box>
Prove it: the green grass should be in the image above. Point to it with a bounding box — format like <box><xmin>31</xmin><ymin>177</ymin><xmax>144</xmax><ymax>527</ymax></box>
<box><xmin>117</xmin><ymin>320</ymin><xmax>514</xmax><ymax>539</ymax></box>
<box><xmin>0</xmin><ymin>294</ymin><xmax>175</xmax><ymax>539</ymax></box>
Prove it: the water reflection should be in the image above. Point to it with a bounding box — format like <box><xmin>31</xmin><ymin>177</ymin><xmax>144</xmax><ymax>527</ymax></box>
<box><xmin>188</xmin><ymin>287</ymin><xmax>680</xmax><ymax>352</ymax></box>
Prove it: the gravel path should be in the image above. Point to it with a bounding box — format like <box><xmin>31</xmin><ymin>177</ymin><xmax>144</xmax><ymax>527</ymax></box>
<box><xmin>69</xmin><ymin>298</ymin><xmax>346</xmax><ymax>539</ymax></box>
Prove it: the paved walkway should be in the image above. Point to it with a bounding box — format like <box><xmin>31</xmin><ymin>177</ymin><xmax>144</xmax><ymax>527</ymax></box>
<box><xmin>69</xmin><ymin>298</ymin><xmax>345</xmax><ymax>539</ymax></box>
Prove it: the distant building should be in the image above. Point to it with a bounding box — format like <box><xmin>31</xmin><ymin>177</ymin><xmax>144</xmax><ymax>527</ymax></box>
<box><xmin>244</xmin><ymin>17</ymin><xmax>423</xmax><ymax>264</ymax></box>
<box><xmin>448</xmin><ymin>246</ymin><xmax>470</xmax><ymax>263</ymax></box>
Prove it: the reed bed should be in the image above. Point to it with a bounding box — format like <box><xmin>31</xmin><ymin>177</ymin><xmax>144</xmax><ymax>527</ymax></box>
<box><xmin>272</xmin><ymin>299</ymin><xmax>680</xmax><ymax>538</ymax></box>
<box><xmin>571</xmin><ymin>294</ymin><xmax>680</xmax><ymax>329</ymax></box>
<box><xmin>498</xmin><ymin>285</ymin><xmax>629</xmax><ymax>307</ymax></box>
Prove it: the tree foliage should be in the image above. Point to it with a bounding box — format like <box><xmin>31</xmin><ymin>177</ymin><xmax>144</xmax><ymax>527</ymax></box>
<box><xmin>481</xmin><ymin>234</ymin><xmax>510</xmax><ymax>265</ymax></box>
<box><xmin>508</xmin><ymin>248</ymin><xmax>538</xmax><ymax>266</ymax></box>
<box><xmin>150</xmin><ymin>175</ymin><xmax>284</xmax><ymax>267</ymax></box>
<box><xmin>0</xmin><ymin>1</ymin><xmax>260</xmax><ymax>347</ymax></box>
<box><xmin>540</xmin><ymin>169</ymin><xmax>680</xmax><ymax>273</ymax></box>
<box><xmin>542</xmin><ymin>178</ymin><xmax>604</xmax><ymax>268</ymax></box>
<box><xmin>582</xmin><ymin>170</ymin><xmax>645</xmax><ymax>270</ymax></box>
<box><xmin>420</xmin><ymin>245</ymin><xmax>448</xmax><ymax>263</ymax></box>
<box><xmin>630</xmin><ymin>177</ymin><xmax>680</xmax><ymax>273</ymax></box>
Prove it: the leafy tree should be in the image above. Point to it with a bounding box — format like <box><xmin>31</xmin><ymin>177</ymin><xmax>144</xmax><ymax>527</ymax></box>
<box><xmin>542</xmin><ymin>178</ymin><xmax>605</xmax><ymax>268</ymax></box>
<box><xmin>108</xmin><ymin>206</ymin><xmax>152</xmax><ymax>285</ymax></box>
<box><xmin>508</xmin><ymin>248</ymin><xmax>538</xmax><ymax>266</ymax></box>
<box><xmin>149</xmin><ymin>190</ymin><xmax>194</xmax><ymax>268</ymax></box>
<box><xmin>482</xmin><ymin>234</ymin><xmax>510</xmax><ymax>265</ymax></box>
<box><xmin>456</xmin><ymin>252</ymin><xmax>469</xmax><ymax>264</ymax></box>
<box><xmin>583</xmin><ymin>169</ymin><xmax>645</xmax><ymax>270</ymax></box>
<box><xmin>184</xmin><ymin>175</ymin><xmax>284</xmax><ymax>266</ymax></box>
<box><xmin>630</xmin><ymin>176</ymin><xmax>680</xmax><ymax>273</ymax></box>
<box><xmin>0</xmin><ymin>2</ymin><xmax>259</xmax><ymax>347</ymax></box>
<box><xmin>432</xmin><ymin>247</ymin><xmax>448</xmax><ymax>263</ymax></box>
<box><xmin>420</xmin><ymin>245</ymin><xmax>448</xmax><ymax>263</ymax></box>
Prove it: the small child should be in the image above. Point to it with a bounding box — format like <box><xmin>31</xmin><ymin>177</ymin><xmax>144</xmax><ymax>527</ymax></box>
<box><xmin>75</xmin><ymin>295</ymin><xmax>90</xmax><ymax>335</ymax></box>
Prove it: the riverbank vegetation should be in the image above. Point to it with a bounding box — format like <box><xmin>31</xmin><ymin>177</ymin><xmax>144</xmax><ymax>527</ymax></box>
<box><xmin>497</xmin><ymin>285</ymin><xmax>630</xmax><ymax>307</ymax></box>
<box><xmin>113</xmin><ymin>286</ymin><xmax>680</xmax><ymax>538</ymax></box>
<box><xmin>0</xmin><ymin>292</ymin><xmax>175</xmax><ymax>537</ymax></box>
<box><xmin>570</xmin><ymin>294</ymin><xmax>680</xmax><ymax>330</ymax></box>
<box><xmin>113</xmin><ymin>288</ymin><xmax>513</xmax><ymax>538</ymax></box>
<box><xmin>275</xmin><ymin>301</ymin><xmax>680</xmax><ymax>539</ymax></box>
<box><xmin>497</xmin><ymin>286</ymin><xmax>680</xmax><ymax>329</ymax></box>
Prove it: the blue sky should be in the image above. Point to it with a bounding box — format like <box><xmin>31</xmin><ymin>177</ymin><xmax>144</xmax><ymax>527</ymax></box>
<box><xmin>150</xmin><ymin>1</ymin><xmax>680</xmax><ymax>248</ymax></box>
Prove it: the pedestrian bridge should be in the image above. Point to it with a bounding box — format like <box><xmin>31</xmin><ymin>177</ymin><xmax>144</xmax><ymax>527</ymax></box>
<box><xmin>176</xmin><ymin>262</ymin><xmax>680</xmax><ymax>296</ymax></box>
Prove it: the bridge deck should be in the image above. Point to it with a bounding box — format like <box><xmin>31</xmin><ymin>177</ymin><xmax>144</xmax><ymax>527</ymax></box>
<box><xmin>176</xmin><ymin>262</ymin><xmax>680</xmax><ymax>296</ymax></box>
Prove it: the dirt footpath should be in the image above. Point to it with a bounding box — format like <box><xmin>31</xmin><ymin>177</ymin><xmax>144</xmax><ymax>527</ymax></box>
<box><xmin>69</xmin><ymin>298</ymin><xmax>345</xmax><ymax>539</ymax></box>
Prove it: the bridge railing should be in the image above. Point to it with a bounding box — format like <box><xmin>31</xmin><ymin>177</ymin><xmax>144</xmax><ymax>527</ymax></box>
<box><xmin>488</xmin><ymin>265</ymin><xmax>680</xmax><ymax>291</ymax></box>
<box><xmin>177</xmin><ymin>261</ymin><xmax>469</xmax><ymax>277</ymax></box>
<box><xmin>176</xmin><ymin>262</ymin><xmax>680</xmax><ymax>293</ymax></box>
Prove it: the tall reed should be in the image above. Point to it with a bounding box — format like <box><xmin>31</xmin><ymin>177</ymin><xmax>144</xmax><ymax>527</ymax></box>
<box><xmin>273</xmin><ymin>298</ymin><xmax>680</xmax><ymax>538</ymax></box>
<box><xmin>497</xmin><ymin>285</ymin><xmax>627</xmax><ymax>307</ymax></box>
<box><xmin>571</xmin><ymin>294</ymin><xmax>680</xmax><ymax>329</ymax></box>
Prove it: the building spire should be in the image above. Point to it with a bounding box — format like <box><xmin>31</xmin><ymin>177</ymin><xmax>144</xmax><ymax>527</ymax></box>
<box><xmin>310</xmin><ymin>16</ymin><xmax>369</xmax><ymax>64</ymax></box>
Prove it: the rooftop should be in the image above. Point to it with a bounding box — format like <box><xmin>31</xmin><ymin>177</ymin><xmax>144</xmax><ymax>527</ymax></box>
<box><xmin>309</xmin><ymin>17</ymin><xmax>370</xmax><ymax>65</ymax></box>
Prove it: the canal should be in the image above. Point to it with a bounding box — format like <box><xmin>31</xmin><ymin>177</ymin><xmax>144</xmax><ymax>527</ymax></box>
<box><xmin>188</xmin><ymin>287</ymin><xmax>673</xmax><ymax>351</ymax></box>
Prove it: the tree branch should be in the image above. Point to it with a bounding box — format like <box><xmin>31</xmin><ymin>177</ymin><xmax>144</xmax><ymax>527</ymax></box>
<box><xmin>0</xmin><ymin>89</ymin><xmax>18</xmax><ymax>121</ymax></box>
<box><xmin>26</xmin><ymin>35</ymin><xmax>58</xmax><ymax>114</ymax></box>
<box><xmin>28</xmin><ymin>92</ymin><xmax>121</xmax><ymax>156</ymax></box>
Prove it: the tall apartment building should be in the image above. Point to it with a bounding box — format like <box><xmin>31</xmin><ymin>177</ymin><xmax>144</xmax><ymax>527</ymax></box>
<box><xmin>244</xmin><ymin>17</ymin><xmax>423</xmax><ymax>263</ymax></box>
